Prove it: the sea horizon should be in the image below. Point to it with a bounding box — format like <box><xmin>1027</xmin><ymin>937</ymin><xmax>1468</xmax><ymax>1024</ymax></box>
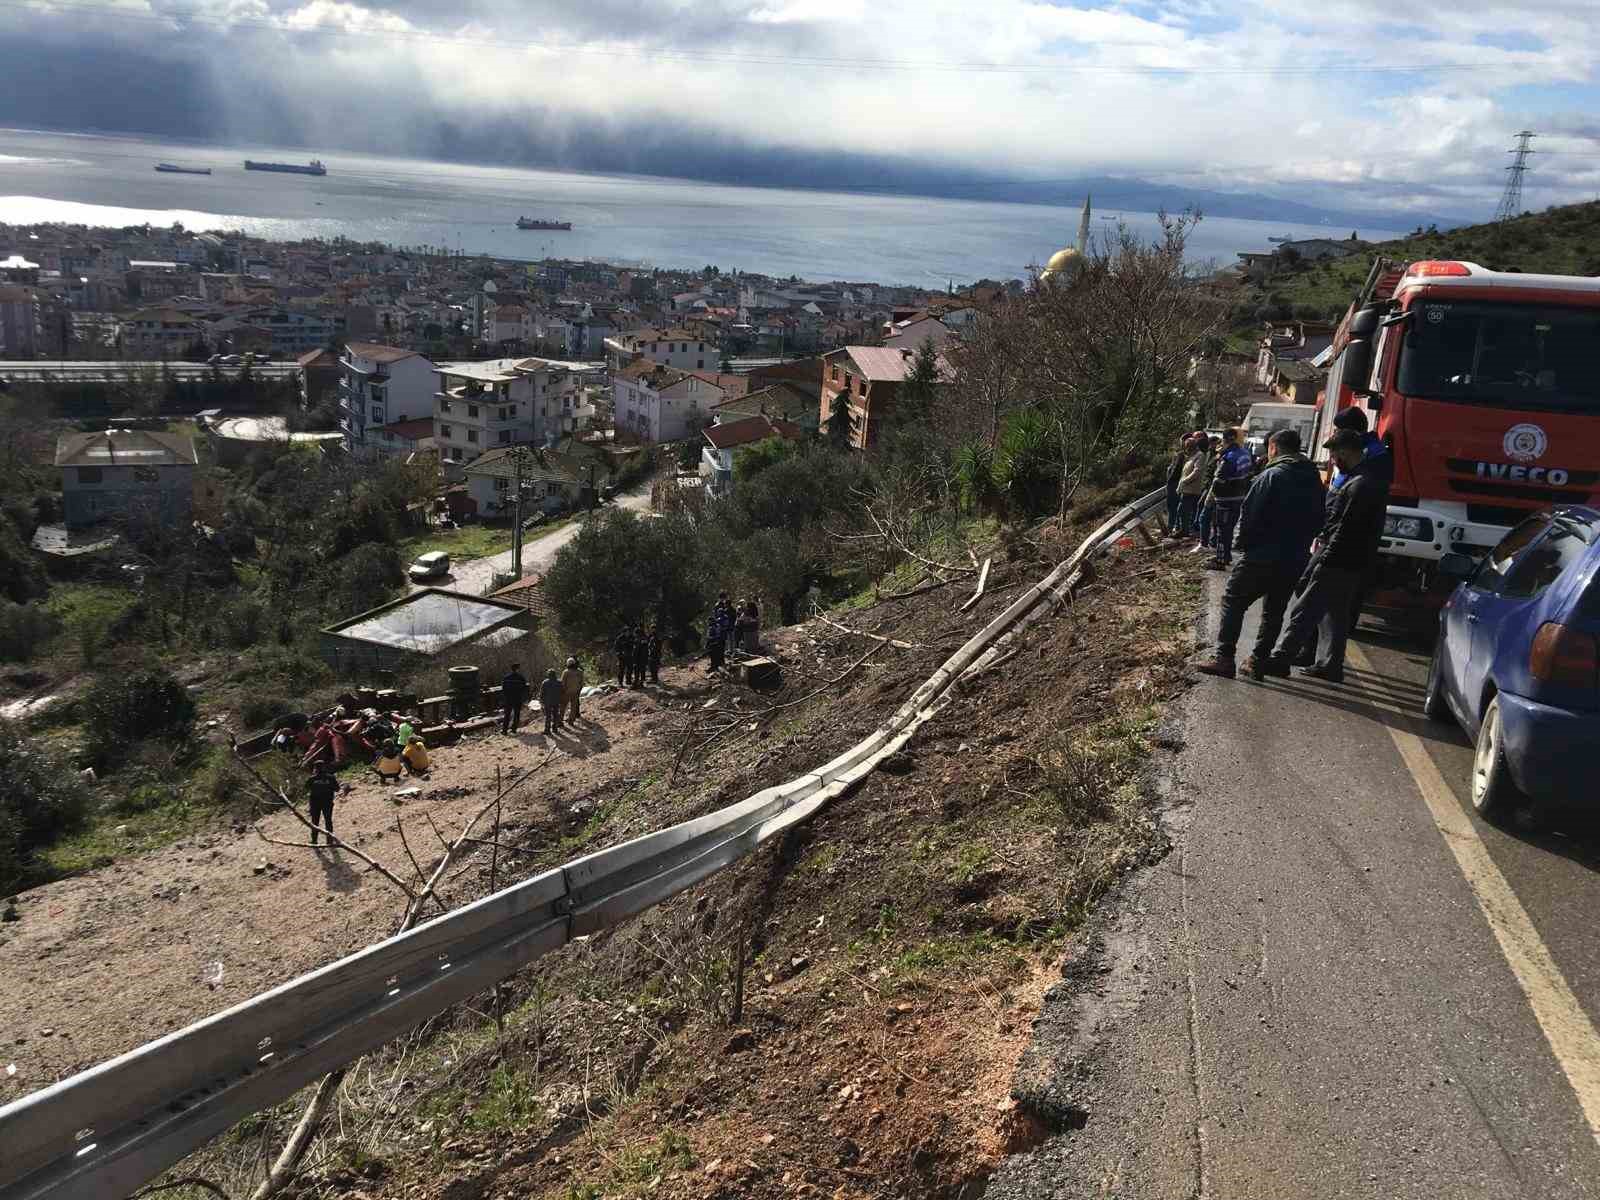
<box><xmin>0</xmin><ymin>127</ymin><xmax>1406</xmax><ymax>288</ymax></box>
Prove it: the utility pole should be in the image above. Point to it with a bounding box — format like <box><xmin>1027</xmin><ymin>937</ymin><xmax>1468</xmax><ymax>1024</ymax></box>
<box><xmin>1494</xmin><ymin>131</ymin><xmax>1537</xmax><ymax>222</ymax></box>
<box><xmin>510</xmin><ymin>447</ymin><xmax>527</xmax><ymax>580</ymax></box>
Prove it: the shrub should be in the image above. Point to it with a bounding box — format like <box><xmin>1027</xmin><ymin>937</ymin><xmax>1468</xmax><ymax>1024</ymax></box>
<box><xmin>79</xmin><ymin>669</ymin><xmax>197</xmax><ymax>772</ymax></box>
<box><xmin>0</xmin><ymin>719</ymin><xmax>89</xmax><ymax>892</ymax></box>
<box><xmin>0</xmin><ymin>601</ymin><xmax>61</xmax><ymax>663</ymax></box>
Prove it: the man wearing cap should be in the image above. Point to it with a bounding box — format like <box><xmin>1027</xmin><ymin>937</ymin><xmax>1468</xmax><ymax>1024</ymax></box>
<box><xmin>1264</xmin><ymin>428</ymin><xmax>1390</xmax><ymax>683</ymax></box>
<box><xmin>1196</xmin><ymin>429</ymin><xmax>1325</xmax><ymax>680</ymax></box>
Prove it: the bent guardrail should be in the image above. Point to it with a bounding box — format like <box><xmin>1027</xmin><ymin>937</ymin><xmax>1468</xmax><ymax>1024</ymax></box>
<box><xmin>0</xmin><ymin>488</ymin><xmax>1166</xmax><ymax>1200</ymax></box>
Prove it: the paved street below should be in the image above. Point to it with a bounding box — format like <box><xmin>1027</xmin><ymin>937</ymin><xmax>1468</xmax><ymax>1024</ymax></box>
<box><xmin>990</xmin><ymin>572</ymin><xmax>1600</xmax><ymax>1199</ymax></box>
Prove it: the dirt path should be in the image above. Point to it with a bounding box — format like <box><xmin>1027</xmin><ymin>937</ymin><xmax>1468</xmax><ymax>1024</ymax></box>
<box><xmin>0</xmin><ymin>671</ymin><xmax>698</xmax><ymax>1104</ymax></box>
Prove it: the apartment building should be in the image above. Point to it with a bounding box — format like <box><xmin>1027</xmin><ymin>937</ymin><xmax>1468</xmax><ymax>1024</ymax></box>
<box><xmin>603</xmin><ymin>326</ymin><xmax>719</xmax><ymax>373</ymax></box>
<box><xmin>340</xmin><ymin>342</ymin><xmax>435</xmax><ymax>458</ymax></box>
<box><xmin>612</xmin><ymin>360</ymin><xmax>728</xmax><ymax>443</ymax></box>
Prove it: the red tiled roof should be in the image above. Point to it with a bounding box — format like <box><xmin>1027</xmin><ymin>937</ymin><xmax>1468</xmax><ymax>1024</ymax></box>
<box><xmin>382</xmin><ymin>418</ymin><xmax>435</xmax><ymax>440</ymax></box>
<box><xmin>703</xmin><ymin>414</ymin><xmax>805</xmax><ymax>450</ymax></box>
<box><xmin>491</xmin><ymin>573</ymin><xmax>557</xmax><ymax>622</ymax></box>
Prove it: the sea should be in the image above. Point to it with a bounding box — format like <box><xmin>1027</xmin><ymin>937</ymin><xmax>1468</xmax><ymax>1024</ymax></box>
<box><xmin>0</xmin><ymin>128</ymin><xmax>1405</xmax><ymax>288</ymax></box>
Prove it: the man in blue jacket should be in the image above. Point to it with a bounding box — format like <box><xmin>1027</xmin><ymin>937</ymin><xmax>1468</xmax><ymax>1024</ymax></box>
<box><xmin>1196</xmin><ymin>429</ymin><xmax>1326</xmax><ymax>680</ymax></box>
<box><xmin>1206</xmin><ymin>427</ymin><xmax>1255</xmax><ymax>570</ymax></box>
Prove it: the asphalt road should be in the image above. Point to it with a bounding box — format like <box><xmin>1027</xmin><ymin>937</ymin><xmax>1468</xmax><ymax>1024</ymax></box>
<box><xmin>416</xmin><ymin>481</ymin><xmax>654</xmax><ymax>597</ymax></box>
<box><xmin>990</xmin><ymin>573</ymin><xmax>1600</xmax><ymax>1199</ymax></box>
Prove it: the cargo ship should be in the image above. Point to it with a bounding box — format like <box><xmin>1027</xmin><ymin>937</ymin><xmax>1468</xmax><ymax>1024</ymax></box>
<box><xmin>154</xmin><ymin>163</ymin><xmax>212</xmax><ymax>175</ymax></box>
<box><xmin>244</xmin><ymin>159</ymin><xmax>327</xmax><ymax>176</ymax></box>
<box><xmin>516</xmin><ymin>216</ymin><xmax>572</xmax><ymax>230</ymax></box>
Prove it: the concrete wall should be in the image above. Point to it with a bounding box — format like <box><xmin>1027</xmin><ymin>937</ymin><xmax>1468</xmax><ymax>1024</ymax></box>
<box><xmin>62</xmin><ymin>463</ymin><xmax>193</xmax><ymax>529</ymax></box>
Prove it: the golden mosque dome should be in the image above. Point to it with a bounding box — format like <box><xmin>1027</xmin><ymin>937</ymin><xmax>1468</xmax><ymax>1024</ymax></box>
<box><xmin>1044</xmin><ymin>247</ymin><xmax>1082</xmax><ymax>274</ymax></box>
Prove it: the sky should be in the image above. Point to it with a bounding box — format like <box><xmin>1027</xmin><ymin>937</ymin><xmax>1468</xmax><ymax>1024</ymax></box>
<box><xmin>4</xmin><ymin>0</ymin><xmax>1600</xmax><ymax>221</ymax></box>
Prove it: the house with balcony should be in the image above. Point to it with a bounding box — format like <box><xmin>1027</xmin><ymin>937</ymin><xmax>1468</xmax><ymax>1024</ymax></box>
<box><xmin>700</xmin><ymin>414</ymin><xmax>805</xmax><ymax>497</ymax></box>
<box><xmin>819</xmin><ymin>345</ymin><xmax>950</xmax><ymax>451</ymax></box>
<box><xmin>340</xmin><ymin>342</ymin><xmax>435</xmax><ymax>458</ymax></box>
<box><xmin>603</xmin><ymin>326</ymin><xmax>720</xmax><ymax>373</ymax></box>
<box><xmin>55</xmin><ymin>429</ymin><xmax>197</xmax><ymax>529</ymax></box>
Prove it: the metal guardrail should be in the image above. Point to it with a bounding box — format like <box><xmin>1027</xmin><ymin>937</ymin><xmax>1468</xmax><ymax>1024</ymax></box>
<box><xmin>0</xmin><ymin>488</ymin><xmax>1168</xmax><ymax>1200</ymax></box>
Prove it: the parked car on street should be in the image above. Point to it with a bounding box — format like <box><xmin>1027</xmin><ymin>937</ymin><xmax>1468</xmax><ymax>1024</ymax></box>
<box><xmin>1423</xmin><ymin>506</ymin><xmax>1600</xmax><ymax>820</ymax></box>
<box><xmin>407</xmin><ymin>550</ymin><xmax>451</xmax><ymax>582</ymax></box>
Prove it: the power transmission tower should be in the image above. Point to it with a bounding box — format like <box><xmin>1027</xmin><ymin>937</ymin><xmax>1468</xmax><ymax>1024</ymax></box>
<box><xmin>1494</xmin><ymin>131</ymin><xmax>1536</xmax><ymax>222</ymax></box>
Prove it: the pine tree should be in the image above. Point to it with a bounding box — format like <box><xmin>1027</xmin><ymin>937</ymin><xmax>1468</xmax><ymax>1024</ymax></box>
<box><xmin>825</xmin><ymin>390</ymin><xmax>852</xmax><ymax>448</ymax></box>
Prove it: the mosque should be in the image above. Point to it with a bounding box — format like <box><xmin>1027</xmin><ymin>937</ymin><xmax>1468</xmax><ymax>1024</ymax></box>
<box><xmin>1039</xmin><ymin>195</ymin><xmax>1093</xmax><ymax>286</ymax></box>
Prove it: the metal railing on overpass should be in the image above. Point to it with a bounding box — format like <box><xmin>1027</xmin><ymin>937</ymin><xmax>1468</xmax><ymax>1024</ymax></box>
<box><xmin>0</xmin><ymin>361</ymin><xmax>300</xmax><ymax>383</ymax></box>
<box><xmin>0</xmin><ymin>488</ymin><xmax>1168</xmax><ymax>1200</ymax></box>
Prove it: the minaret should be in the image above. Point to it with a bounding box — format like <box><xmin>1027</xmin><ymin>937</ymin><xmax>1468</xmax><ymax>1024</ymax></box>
<box><xmin>1076</xmin><ymin>193</ymin><xmax>1092</xmax><ymax>254</ymax></box>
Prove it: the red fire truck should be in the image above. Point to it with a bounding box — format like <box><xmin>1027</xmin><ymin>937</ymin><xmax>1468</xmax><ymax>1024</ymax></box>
<box><xmin>1311</xmin><ymin>256</ymin><xmax>1600</xmax><ymax>624</ymax></box>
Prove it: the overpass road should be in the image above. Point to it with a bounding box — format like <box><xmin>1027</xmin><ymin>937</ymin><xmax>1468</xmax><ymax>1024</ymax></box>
<box><xmin>991</xmin><ymin>572</ymin><xmax>1600</xmax><ymax>1199</ymax></box>
<box><xmin>0</xmin><ymin>360</ymin><xmax>299</xmax><ymax>383</ymax></box>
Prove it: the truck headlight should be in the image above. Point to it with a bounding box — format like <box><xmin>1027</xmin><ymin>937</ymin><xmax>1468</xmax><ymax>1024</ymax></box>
<box><xmin>1383</xmin><ymin>515</ymin><xmax>1433</xmax><ymax>540</ymax></box>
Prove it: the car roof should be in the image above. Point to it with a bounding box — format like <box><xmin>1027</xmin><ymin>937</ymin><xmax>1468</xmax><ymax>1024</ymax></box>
<box><xmin>414</xmin><ymin>551</ymin><xmax>448</xmax><ymax>563</ymax></box>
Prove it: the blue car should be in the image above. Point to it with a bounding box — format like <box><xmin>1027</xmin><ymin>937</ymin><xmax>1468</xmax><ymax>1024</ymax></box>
<box><xmin>1423</xmin><ymin>506</ymin><xmax>1600</xmax><ymax>821</ymax></box>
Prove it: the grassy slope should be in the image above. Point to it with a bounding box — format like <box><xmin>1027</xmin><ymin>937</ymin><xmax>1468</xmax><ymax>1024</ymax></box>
<box><xmin>1247</xmin><ymin>199</ymin><xmax>1600</xmax><ymax>322</ymax></box>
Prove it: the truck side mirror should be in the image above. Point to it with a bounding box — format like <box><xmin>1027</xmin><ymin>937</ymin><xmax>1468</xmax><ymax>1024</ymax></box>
<box><xmin>1342</xmin><ymin>339</ymin><xmax>1373</xmax><ymax>394</ymax></box>
<box><xmin>1438</xmin><ymin>552</ymin><xmax>1478</xmax><ymax>582</ymax></box>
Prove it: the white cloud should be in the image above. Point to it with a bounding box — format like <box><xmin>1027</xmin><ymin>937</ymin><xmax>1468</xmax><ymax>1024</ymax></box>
<box><xmin>7</xmin><ymin>0</ymin><xmax>1600</xmax><ymax>217</ymax></box>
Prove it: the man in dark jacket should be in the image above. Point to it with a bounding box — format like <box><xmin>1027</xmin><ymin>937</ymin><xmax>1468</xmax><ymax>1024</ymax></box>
<box><xmin>612</xmin><ymin>626</ymin><xmax>634</xmax><ymax>685</ymax></box>
<box><xmin>500</xmin><ymin>663</ymin><xmax>529</xmax><ymax>734</ymax></box>
<box><xmin>1197</xmin><ymin>430</ymin><xmax>1326</xmax><ymax>680</ymax></box>
<box><xmin>1266</xmin><ymin>429</ymin><xmax>1390</xmax><ymax>683</ymax></box>
<box><xmin>645</xmin><ymin>624</ymin><xmax>663</xmax><ymax>684</ymax></box>
<box><xmin>306</xmin><ymin>761</ymin><xmax>338</xmax><ymax>847</ymax></box>
<box><xmin>1327</xmin><ymin>405</ymin><xmax>1393</xmax><ymax>638</ymax></box>
<box><xmin>1164</xmin><ymin>437</ymin><xmax>1188</xmax><ymax>534</ymax></box>
<box><xmin>539</xmin><ymin>669</ymin><xmax>565</xmax><ymax>735</ymax></box>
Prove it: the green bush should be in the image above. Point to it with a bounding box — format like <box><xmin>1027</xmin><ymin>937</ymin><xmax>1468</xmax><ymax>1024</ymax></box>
<box><xmin>79</xmin><ymin>669</ymin><xmax>198</xmax><ymax>772</ymax></box>
<box><xmin>0</xmin><ymin>601</ymin><xmax>61</xmax><ymax>663</ymax></box>
<box><xmin>0</xmin><ymin>719</ymin><xmax>89</xmax><ymax>893</ymax></box>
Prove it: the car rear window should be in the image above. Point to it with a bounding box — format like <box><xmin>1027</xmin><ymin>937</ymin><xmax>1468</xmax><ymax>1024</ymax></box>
<box><xmin>1501</xmin><ymin>524</ymin><xmax>1591</xmax><ymax>599</ymax></box>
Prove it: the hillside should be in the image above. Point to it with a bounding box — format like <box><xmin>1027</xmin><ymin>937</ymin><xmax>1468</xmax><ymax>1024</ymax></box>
<box><xmin>1238</xmin><ymin>199</ymin><xmax>1600</xmax><ymax>325</ymax></box>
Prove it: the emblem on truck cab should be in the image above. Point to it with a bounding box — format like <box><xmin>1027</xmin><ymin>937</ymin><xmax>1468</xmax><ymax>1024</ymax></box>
<box><xmin>1503</xmin><ymin>423</ymin><xmax>1548</xmax><ymax>464</ymax></box>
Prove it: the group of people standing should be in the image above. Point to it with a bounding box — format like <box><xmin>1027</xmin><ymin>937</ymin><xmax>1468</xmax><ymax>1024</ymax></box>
<box><xmin>612</xmin><ymin>625</ymin><xmax>663</xmax><ymax>687</ymax></box>
<box><xmin>1193</xmin><ymin>406</ymin><xmax>1393</xmax><ymax>683</ymax></box>
<box><xmin>499</xmin><ymin>658</ymin><xmax>586</xmax><ymax>737</ymax></box>
<box><xmin>704</xmin><ymin>593</ymin><xmax>761</xmax><ymax>673</ymax></box>
<box><xmin>1167</xmin><ymin>427</ymin><xmax>1259</xmax><ymax>570</ymax></box>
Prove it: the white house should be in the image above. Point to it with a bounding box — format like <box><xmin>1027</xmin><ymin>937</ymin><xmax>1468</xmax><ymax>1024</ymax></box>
<box><xmin>603</xmin><ymin>326</ymin><xmax>719</xmax><ymax>373</ymax></box>
<box><xmin>433</xmin><ymin>359</ymin><xmax>539</xmax><ymax>469</ymax></box>
<box><xmin>700</xmin><ymin>414</ymin><xmax>805</xmax><ymax>497</ymax></box>
<box><xmin>461</xmin><ymin>445</ymin><xmax>609</xmax><ymax>518</ymax></box>
<box><xmin>485</xmin><ymin>302</ymin><xmax>533</xmax><ymax>345</ymax></box>
<box><xmin>340</xmin><ymin>342</ymin><xmax>436</xmax><ymax>458</ymax></box>
<box><xmin>612</xmin><ymin>361</ymin><xmax>728</xmax><ymax>443</ymax></box>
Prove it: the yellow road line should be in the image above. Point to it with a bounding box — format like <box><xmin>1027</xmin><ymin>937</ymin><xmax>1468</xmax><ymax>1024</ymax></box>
<box><xmin>1348</xmin><ymin>642</ymin><xmax>1600</xmax><ymax>1147</ymax></box>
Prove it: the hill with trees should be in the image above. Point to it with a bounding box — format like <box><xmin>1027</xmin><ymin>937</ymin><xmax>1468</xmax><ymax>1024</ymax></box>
<box><xmin>1235</xmin><ymin>199</ymin><xmax>1600</xmax><ymax>329</ymax></box>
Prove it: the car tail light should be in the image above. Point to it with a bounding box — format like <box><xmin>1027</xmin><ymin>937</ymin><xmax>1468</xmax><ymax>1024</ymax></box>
<box><xmin>1530</xmin><ymin>622</ymin><xmax>1599</xmax><ymax>689</ymax></box>
<box><xmin>1407</xmin><ymin>260</ymin><xmax>1472</xmax><ymax>277</ymax></box>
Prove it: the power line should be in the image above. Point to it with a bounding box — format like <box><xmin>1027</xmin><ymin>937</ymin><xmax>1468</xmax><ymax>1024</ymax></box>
<box><xmin>0</xmin><ymin>0</ymin><xmax>1558</xmax><ymax>78</ymax></box>
<box><xmin>1495</xmin><ymin>130</ymin><xmax>1537</xmax><ymax>221</ymax></box>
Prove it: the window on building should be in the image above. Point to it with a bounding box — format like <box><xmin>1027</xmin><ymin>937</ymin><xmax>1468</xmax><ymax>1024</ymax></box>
<box><xmin>697</xmin><ymin>360</ymin><xmax>704</xmax><ymax>369</ymax></box>
<box><xmin>467</xmin><ymin>429</ymin><xmax>479</xmax><ymax>443</ymax></box>
<box><xmin>440</xmin><ymin>424</ymin><xmax>453</xmax><ymax>439</ymax></box>
<box><xmin>439</xmin><ymin>399</ymin><xmax>451</xmax><ymax>413</ymax></box>
<box><xmin>132</xmin><ymin>466</ymin><xmax>159</xmax><ymax>484</ymax></box>
<box><xmin>494</xmin><ymin>477</ymin><xmax>509</xmax><ymax>492</ymax></box>
<box><xmin>467</xmin><ymin>404</ymin><xmax>479</xmax><ymax>418</ymax></box>
<box><xmin>77</xmin><ymin>466</ymin><xmax>102</xmax><ymax>484</ymax></box>
<box><xmin>371</xmin><ymin>406</ymin><xmax>383</xmax><ymax>422</ymax></box>
<box><xmin>499</xmin><ymin>430</ymin><xmax>511</xmax><ymax>444</ymax></box>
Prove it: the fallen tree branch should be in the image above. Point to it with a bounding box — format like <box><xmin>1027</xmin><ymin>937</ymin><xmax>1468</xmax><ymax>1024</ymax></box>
<box><xmin>958</xmin><ymin>557</ymin><xmax>992</xmax><ymax>614</ymax></box>
<box><xmin>133</xmin><ymin>1177</ymin><xmax>231</xmax><ymax>1200</ymax></box>
<box><xmin>813</xmin><ymin>611</ymin><xmax>921</xmax><ymax>649</ymax></box>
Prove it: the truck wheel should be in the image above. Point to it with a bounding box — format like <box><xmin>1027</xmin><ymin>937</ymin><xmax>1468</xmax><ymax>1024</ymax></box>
<box><xmin>1422</xmin><ymin>635</ymin><xmax>1451</xmax><ymax>723</ymax></box>
<box><xmin>1470</xmin><ymin>696</ymin><xmax>1521</xmax><ymax>823</ymax></box>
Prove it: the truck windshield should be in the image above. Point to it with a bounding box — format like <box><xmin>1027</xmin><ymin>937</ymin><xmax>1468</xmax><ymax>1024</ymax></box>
<box><xmin>1397</xmin><ymin>300</ymin><xmax>1600</xmax><ymax>413</ymax></box>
